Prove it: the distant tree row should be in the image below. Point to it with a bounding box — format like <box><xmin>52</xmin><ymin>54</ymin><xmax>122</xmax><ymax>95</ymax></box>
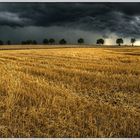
<box><xmin>96</xmin><ymin>38</ymin><xmax>136</xmax><ymax>46</ymax></box>
<box><xmin>21</xmin><ymin>38</ymin><xmax>84</xmax><ymax>45</ymax></box>
<box><xmin>0</xmin><ymin>38</ymin><xmax>137</xmax><ymax>46</ymax></box>
<box><xmin>0</xmin><ymin>40</ymin><xmax>11</xmax><ymax>45</ymax></box>
<box><xmin>43</xmin><ymin>39</ymin><xmax>55</xmax><ymax>44</ymax></box>
<box><xmin>115</xmin><ymin>38</ymin><xmax>136</xmax><ymax>46</ymax></box>
<box><xmin>21</xmin><ymin>40</ymin><xmax>37</xmax><ymax>45</ymax></box>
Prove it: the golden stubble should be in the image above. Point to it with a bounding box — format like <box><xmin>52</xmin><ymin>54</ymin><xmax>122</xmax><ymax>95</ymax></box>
<box><xmin>0</xmin><ymin>46</ymin><xmax>140</xmax><ymax>137</ymax></box>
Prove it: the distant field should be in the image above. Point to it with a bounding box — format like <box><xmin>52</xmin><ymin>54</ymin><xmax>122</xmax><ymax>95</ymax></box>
<box><xmin>0</xmin><ymin>44</ymin><xmax>138</xmax><ymax>50</ymax></box>
<box><xmin>0</xmin><ymin>46</ymin><xmax>140</xmax><ymax>137</ymax></box>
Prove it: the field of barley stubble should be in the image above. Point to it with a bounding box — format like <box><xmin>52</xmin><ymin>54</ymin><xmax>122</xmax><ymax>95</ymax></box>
<box><xmin>0</xmin><ymin>45</ymin><xmax>140</xmax><ymax>137</ymax></box>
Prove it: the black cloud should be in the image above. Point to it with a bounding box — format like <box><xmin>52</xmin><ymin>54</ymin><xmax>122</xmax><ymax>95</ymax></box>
<box><xmin>0</xmin><ymin>3</ymin><xmax>140</xmax><ymax>42</ymax></box>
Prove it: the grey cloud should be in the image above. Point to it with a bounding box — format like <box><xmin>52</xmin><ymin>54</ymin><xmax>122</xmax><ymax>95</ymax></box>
<box><xmin>0</xmin><ymin>11</ymin><xmax>32</xmax><ymax>26</ymax></box>
<box><xmin>0</xmin><ymin>3</ymin><xmax>140</xmax><ymax>43</ymax></box>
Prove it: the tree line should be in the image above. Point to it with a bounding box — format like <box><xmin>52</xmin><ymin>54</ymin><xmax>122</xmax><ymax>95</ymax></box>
<box><xmin>96</xmin><ymin>38</ymin><xmax>136</xmax><ymax>46</ymax></box>
<box><xmin>0</xmin><ymin>38</ymin><xmax>137</xmax><ymax>46</ymax></box>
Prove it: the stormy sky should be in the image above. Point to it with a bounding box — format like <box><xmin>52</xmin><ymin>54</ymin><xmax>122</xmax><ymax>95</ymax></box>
<box><xmin>1</xmin><ymin>2</ymin><xmax>140</xmax><ymax>45</ymax></box>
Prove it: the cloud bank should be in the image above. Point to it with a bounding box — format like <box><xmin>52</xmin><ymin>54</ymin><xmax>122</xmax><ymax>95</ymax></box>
<box><xmin>0</xmin><ymin>3</ymin><xmax>140</xmax><ymax>44</ymax></box>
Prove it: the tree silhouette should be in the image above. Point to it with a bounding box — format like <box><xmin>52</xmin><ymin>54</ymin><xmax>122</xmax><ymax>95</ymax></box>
<box><xmin>131</xmin><ymin>38</ymin><xmax>136</xmax><ymax>46</ymax></box>
<box><xmin>116</xmin><ymin>38</ymin><xmax>123</xmax><ymax>46</ymax></box>
<box><xmin>96</xmin><ymin>38</ymin><xmax>104</xmax><ymax>45</ymax></box>
<box><xmin>7</xmin><ymin>40</ymin><xmax>11</xmax><ymax>45</ymax></box>
<box><xmin>43</xmin><ymin>39</ymin><xmax>49</xmax><ymax>44</ymax></box>
<box><xmin>26</xmin><ymin>40</ymin><xmax>33</xmax><ymax>44</ymax></box>
<box><xmin>21</xmin><ymin>41</ymin><xmax>26</xmax><ymax>45</ymax></box>
<box><xmin>0</xmin><ymin>40</ymin><xmax>4</xmax><ymax>45</ymax></box>
<box><xmin>21</xmin><ymin>40</ymin><xmax>34</xmax><ymax>45</ymax></box>
<box><xmin>49</xmin><ymin>38</ymin><xmax>55</xmax><ymax>44</ymax></box>
<box><xmin>78</xmin><ymin>38</ymin><xmax>84</xmax><ymax>44</ymax></box>
<box><xmin>32</xmin><ymin>40</ymin><xmax>37</xmax><ymax>45</ymax></box>
<box><xmin>59</xmin><ymin>39</ymin><xmax>67</xmax><ymax>44</ymax></box>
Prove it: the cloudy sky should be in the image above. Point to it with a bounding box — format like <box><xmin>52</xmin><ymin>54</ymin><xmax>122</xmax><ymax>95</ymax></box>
<box><xmin>0</xmin><ymin>2</ymin><xmax>140</xmax><ymax>45</ymax></box>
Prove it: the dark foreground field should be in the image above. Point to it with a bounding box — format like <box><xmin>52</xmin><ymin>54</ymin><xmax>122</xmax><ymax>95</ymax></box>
<box><xmin>0</xmin><ymin>46</ymin><xmax>140</xmax><ymax>137</ymax></box>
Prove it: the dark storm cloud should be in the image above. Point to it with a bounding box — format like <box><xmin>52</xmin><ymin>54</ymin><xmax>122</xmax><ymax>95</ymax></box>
<box><xmin>0</xmin><ymin>3</ymin><xmax>114</xmax><ymax>26</ymax></box>
<box><xmin>108</xmin><ymin>3</ymin><xmax>140</xmax><ymax>16</ymax></box>
<box><xmin>0</xmin><ymin>3</ymin><xmax>140</xmax><ymax>42</ymax></box>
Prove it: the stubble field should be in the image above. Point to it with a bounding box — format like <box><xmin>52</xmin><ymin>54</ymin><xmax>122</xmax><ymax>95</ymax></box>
<box><xmin>0</xmin><ymin>45</ymin><xmax>140</xmax><ymax>137</ymax></box>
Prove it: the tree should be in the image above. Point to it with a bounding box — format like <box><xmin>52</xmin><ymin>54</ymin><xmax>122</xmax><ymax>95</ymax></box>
<box><xmin>43</xmin><ymin>39</ymin><xmax>49</xmax><ymax>44</ymax></box>
<box><xmin>7</xmin><ymin>40</ymin><xmax>11</xmax><ymax>45</ymax></box>
<box><xmin>49</xmin><ymin>38</ymin><xmax>55</xmax><ymax>44</ymax></box>
<box><xmin>26</xmin><ymin>40</ymin><xmax>33</xmax><ymax>44</ymax></box>
<box><xmin>116</xmin><ymin>38</ymin><xmax>123</xmax><ymax>46</ymax></box>
<box><xmin>59</xmin><ymin>39</ymin><xmax>67</xmax><ymax>44</ymax></box>
<box><xmin>0</xmin><ymin>40</ymin><xmax>4</xmax><ymax>45</ymax></box>
<box><xmin>32</xmin><ymin>40</ymin><xmax>37</xmax><ymax>45</ymax></box>
<box><xmin>78</xmin><ymin>38</ymin><xmax>84</xmax><ymax>44</ymax></box>
<box><xmin>131</xmin><ymin>38</ymin><xmax>136</xmax><ymax>46</ymax></box>
<box><xmin>21</xmin><ymin>40</ymin><xmax>33</xmax><ymax>45</ymax></box>
<box><xmin>96</xmin><ymin>38</ymin><xmax>104</xmax><ymax>45</ymax></box>
<box><xmin>21</xmin><ymin>41</ymin><xmax>27</xmax><ymax>45</ymax></box>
